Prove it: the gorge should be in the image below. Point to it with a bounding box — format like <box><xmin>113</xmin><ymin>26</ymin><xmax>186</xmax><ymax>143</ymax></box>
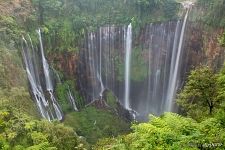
<box><xmin>1</xmin><ymin>0</ymin><xmax>225</xmax><ymax>149</ymax></box>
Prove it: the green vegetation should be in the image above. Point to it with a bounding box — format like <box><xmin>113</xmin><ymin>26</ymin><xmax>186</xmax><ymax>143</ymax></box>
<box><xmin>105</xmin><ymin>91</ymin><xmax>118</xmax><ymax>109</ymax></box>
<box><xmin>56</xmin><ymin>80</ymin><xmax>84</xmax><ymax>113</ymax></box>
<box><xmin>0</xmin><ymin>108</ymin><xmax>88</xmax><ymax>150</ymax></box>
<box><xmin>64</xmin><ymin>106</ymin><xmax>130</xmax><ymax>144</ymax></box>
<box><xmin>94</xmin><ymin>65</ymin><xmax>225</xmax><ymax>149</ymax></box>
<box><xmin>0</xmin><ymin>46</ymin><xmax>26</xmax><ymax>88</ymax></box>
<box><xmin>177</xmin><ymin>66</ymin><xmax>218</xmax><ymax>121</ymax></box>
<box><xmin>197</xmin><ymin>0</ymin><xmax>225</xmax><ymax>27</ymax></box>
<box><xmin>0</xmin><ymin>87</ymin><xmax>39</xmax><ymax>118</ymax></box>
<box><xmin>0</xmin><ymin>44</ymin><xmax>38</xmax><ymax>118</ymax></box>
<box><xmin>177</xmin><ymin>65</ymin><xmax>225</xmax><ymax>121</ymax></box>
<box><xmin>1</xmin><ymin>0</ymin><xmax>225</xmax><ymax>149</ymax></box>
<box><xmin>94</xmin><ymin>113</ymin><xmax>225</xmax><ymax>150</ymax></box>
<box><xmin>218</xmin><ymin>32</ymin><xmax>225</xmax><ymax>47</ymax></box>
<box><xmin>0</xmin><ymin>15</ymin><xmax>23</xmax><ymax>49</ymax></box>
<box><xmin>28</xmin><ymin>0</ymin><xmax>179</xmax><ymax>52</ymax></box>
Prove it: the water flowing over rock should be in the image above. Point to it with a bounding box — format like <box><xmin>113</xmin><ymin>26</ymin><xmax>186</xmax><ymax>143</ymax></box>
<box><xmin>165</xmin><ymin>4</ymin><xmax>191</xmax><ymax>112</ymax></box>
<box><xmin>37</xmin><ymin>29</ymin><xmax>63</xmax><ymax>120</ymax></box>
<box><xmin>22</xmin><ymin>30</ymin><xmax>63</xmax><ymax>121</ymax></box>
<box><xmin>78</xmin><ymin>6</ymin><xmax>192</xmax><ymax>118</ymax></box>
<box><xmin>124</xmin><ymin>23</ymin><xmax>132</xmax><ymax>110</ymax></box>
<box><xmin>67</xmin><ymin>87</ymin><xmax>79</xmax><ymax>111</ymax></box>
<box><xmin>78</xmin><ymin>25</ymin><xmax>127</xmax><ymax>104</ymax></box>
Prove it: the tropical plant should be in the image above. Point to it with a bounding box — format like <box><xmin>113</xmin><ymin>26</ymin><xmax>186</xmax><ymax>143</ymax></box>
<box><xmin>94</xmin><ymin>113</ymin><xmax>225</xmax><ymax>150</ymax></box>
<box><xmin>177</xmin><ymin>66</ymin><xmax>218</xmax><ymax>121</ymax></box>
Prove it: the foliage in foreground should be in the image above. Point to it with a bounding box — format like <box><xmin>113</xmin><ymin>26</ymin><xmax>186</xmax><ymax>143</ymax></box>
<box><xmin>0</xmin><ymin>108</ymin><xmax>88</xmax><ymax>150</ymax></box>
<box><xmin>94</xmin><ymin>113</ymin><xmax>225</xmax><ymax>150</ymax></box>
<box><xmin>177</xmin><ymin>65</ymin><xmax>225</xmax><ymax>121</ymax></box>
<box><xmin>177</xmin><ymin>66</ymin><xmax>218</xmax><ymax>121</ymax></box>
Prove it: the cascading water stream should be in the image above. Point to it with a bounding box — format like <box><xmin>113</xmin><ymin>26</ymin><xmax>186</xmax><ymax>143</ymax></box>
<box><xmin>22</xmin><ymin>37</ymin><xmax>51</xmax><ymax>121</ymax></box>
<box><xmin>165</xmin><ymin>3</ymin><xmax>192</xmax><ymax>112</ymax></box>
<box><xmin>98</xmin><ymin>28</ymin><xmax>105</xmax><ymax>98</ymax></box>
<box><xmin>37</xmin><ymin>29</ymin><xmax>53</xmax><ymax>91</ymax></box>
<box><xmin>78</xmin><ymin>4</ymin><xmax>192</xmax><ymax>118</ymax></box>
<box><xmin>124</xmin><ymin>23</ymin><xmax>132</xmax><ymax>110</ymax></box>
<box><xmin>67</xmin><ymin>87</ymin><xmax>78</xmax><ymax>111</ymax></box>
<box><xmin>37</xmin><ymin>29</ymin><xmax>63</xmax><ymax>120</ymax></box>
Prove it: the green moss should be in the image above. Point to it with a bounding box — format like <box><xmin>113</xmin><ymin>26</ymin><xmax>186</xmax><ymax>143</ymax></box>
<box><xmin>64</xmin><ymin>106</ymin><xmax>130</xmax><ymax>144</ymax></box>
<box><xmin>56</xmin><ymin>80</ymin><xmax>84</xmax><ymax>113</ymax></box>
<box><xmin>105</xmin><ymin>91</ymin><xmax>118</xmax><ymax>109</ymax></box>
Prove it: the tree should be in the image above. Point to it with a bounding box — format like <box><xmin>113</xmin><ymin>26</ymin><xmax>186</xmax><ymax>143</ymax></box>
<box><xmin>177</xmin><ymin>66</ymin><xmax>218</xmax><ymax>121</ymax></box>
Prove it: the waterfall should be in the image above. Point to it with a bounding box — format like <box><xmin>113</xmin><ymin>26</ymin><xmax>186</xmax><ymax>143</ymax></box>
<box><xmin>124</xmin><ymin>23</ymin><xmax>132</xmax><ymax>110</ymax></box>
<box><xmin>67</xmin><ymin>87</ymin><xmax>78</xmax><ymax>111</ymax></box>
<box><xmin>98</xmin><ymin>28</ymin><xmax>105</xmax><ymax>98</ymax></box>
<box><xmin>165</xmin><ymin>4</ymin><xmax>192</xmax><ymax>112</ymax></box>
<box><xmin>37</xmin><ymin>29</ymin><xmax>53</xmax><ymax>91</ymax></box>
<box><xmin>78</xmin><ymin>25</ymin><xmax>124</xmax><ymax>102</ymax></box>
<box><xmin>78</xmin><ymin>3</ymin><xmax>192</xmax><ymax>118</ymax></box>
<box><xmin>22</xmin><ymin>30</ymin><xmax>63</xmax><ymax>121</ymax></box>
<box><xmin>37</xmin><ymin>29</ymin><xmax>63</xmax><ymax>120</ymax></box>
<box><xmin>22</xmin><ymin>37</ymin><xmax>51</xmax><ymax>121</ymax></box>
<box><xmin>18</xmin><ymin>0</ymin><xmax>194</xmax><ymax>120</ymax></box>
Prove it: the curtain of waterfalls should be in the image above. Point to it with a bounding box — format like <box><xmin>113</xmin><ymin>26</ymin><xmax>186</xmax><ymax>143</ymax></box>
<box><xmin>22</xmin><ymin>31</ymin><xmax>63</xmax><ymax>121</ymax></box>
<box><xmin>78</xmin><ymin>12</ymin><xmax>190</xmax><ymax>117</ymax></box>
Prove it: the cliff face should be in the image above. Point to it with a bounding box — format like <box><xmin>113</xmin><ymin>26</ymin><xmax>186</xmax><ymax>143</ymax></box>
<box><xmin>185</xmin><ymin>23</ymin><xmax>224</xmax><ymax>71</ymax></box>
<box><xmin>204</xmin><ymin>28</ymin><xmax>224</xmax><ymax>69</ymax></box>
<box><xmin>47</xmin><ymin>22</ymin><xmax>225</xmax><ymax>113</ymax></box>
<box><xmin>48</xmin><ymin>52</ymin><xmax>79</xmax><ymax>79</ymax></box>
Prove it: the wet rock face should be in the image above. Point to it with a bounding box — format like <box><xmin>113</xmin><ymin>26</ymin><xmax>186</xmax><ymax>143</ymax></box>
<box><xmin>48</xmin><ymin>52</ymin><xmax>78</xmax><ymax>78</ymax></box>
<box><xmin>183</xmin><ymin>23</ymin><xmax>204</xmax><ymax>70</ymax></box>
<box><xmin>184</xmin><ymin>23</ymin><xmax>224</xmax><ymax>70</ymax></box>
<box><xmin>204</xmin><ymin>29</ymin><xmax>225</xmax><ymax>69</ymax></box>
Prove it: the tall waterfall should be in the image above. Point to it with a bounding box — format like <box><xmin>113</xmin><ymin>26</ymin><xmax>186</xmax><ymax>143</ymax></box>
<box><xmin>22</xmin><ymin>37</ymin><xmax>51</xmax><ymax>121</ymax></box>
<box><xmin>79</xmin><ymin>15</ymin><xmax>190</xmax><ymax>118</ymax></box>
<box><xmin>165</xmin><ymin>3</ymin><xmax>192</xmax><ymax>112</ymax></box>
<box><xmin>37</xmin><ymin>29</ymin><xmax>63</xmax><ymax>120</ymax></box>
<box><xmin>78</xmin><ymin>25</ymin><xmax>126</xmax><ymax>103</ymax></box>
<box><xmin>76</xmin><ymin>3</ymin><xmax>193</xmax><ymax>118</ymax></box>
<box><xmin>21</xmin><ymin>2</ymin><xmax>193</xmax><ymax>120</ymax></box>
<box><xmin>124</xmin><ymin>23</ymin><xmax>132</xmax><ymax>110</ymax></box>
<box><xmin>22</xmin><ymin>30</ymin><xmax>63</xmax><ymax>121</ymax></box>
<box><xmin>98</xmin><ymin>28</ymin><xmax>105</xmax><ymax>98</ymax></box>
